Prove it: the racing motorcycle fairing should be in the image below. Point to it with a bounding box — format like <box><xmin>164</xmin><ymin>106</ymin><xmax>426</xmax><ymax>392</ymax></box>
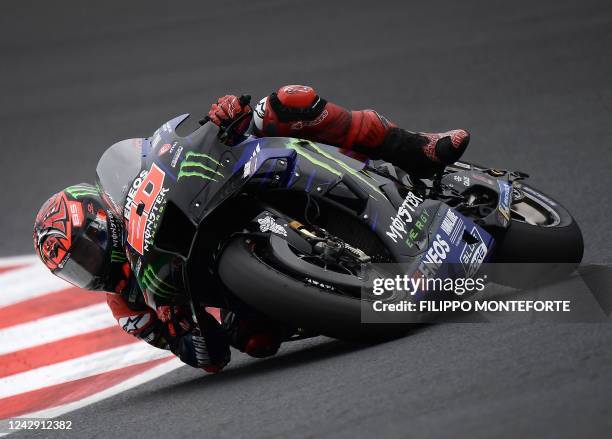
<box><xmin>96</xmin><ymin>115</ymin><xmax>496</xmax><ymax>305</ymax></box>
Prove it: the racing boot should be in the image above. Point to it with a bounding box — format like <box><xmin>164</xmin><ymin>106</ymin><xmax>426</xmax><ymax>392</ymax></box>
<box><xmin>364</xmin><ymin>128</ymin><xmax>470</xmax><ymax>177</ymax></box>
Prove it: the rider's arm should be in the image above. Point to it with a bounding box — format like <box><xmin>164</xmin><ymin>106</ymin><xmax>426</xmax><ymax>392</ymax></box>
<box><xmin>251</xmin><ymin>85</ymin><xmax>396</xmax><ymax>150</ymax></box>
<box><xmin>106</xmin><ymin>290</ymin><xmax>171</xmax><ymax>349</ymax></box>
<box><xmin>105</xmin><ymin>284</ymin><xmax>230</xmax><ymax>372</ymax></box>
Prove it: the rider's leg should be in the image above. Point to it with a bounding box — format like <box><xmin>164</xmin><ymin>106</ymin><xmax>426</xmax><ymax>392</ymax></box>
<box><xmin>355</xmin><ymin>127</ymin><xmax>470</xmax><ymax>177</ymax></box>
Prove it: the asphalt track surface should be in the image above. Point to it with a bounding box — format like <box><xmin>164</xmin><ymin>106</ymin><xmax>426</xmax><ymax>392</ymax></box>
<box><xmin>2</xmin><ymin>0</ymin><xmax>611</xmax><ymax>437</ymax></box>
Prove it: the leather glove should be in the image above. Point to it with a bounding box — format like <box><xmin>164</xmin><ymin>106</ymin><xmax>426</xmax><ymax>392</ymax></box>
<box><xmin>156</xmin><ymin>305</ymin><xmax>194</xmax><ymax>338</ymax></box>
<box><xmin>207</xmin><ymin>95</ymin><xmax>252</xmax><ymax>135</ymax></box>
<box><xmin>160</xmin><ymin>308</ymin><xmax>230</xmax><ymax>373</ymax></box>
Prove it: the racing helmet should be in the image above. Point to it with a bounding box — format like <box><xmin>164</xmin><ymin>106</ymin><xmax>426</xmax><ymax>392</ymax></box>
<box><xmin>33</xmin><ymin>184</ymin><xmax>127</xmax><ymax>292</ymax></box>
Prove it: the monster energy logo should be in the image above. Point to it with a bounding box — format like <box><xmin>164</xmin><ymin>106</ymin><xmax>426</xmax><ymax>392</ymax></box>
<box><xmin>285</xmin><ymin>139</ymin><xmax>383</xmax><ymax>198</ymax></box>
<box><xmin>177</xmin><ymin>151</ymin><xmax>224</xmax><ymax>182</ymax></box>
<box><xmin>110</xmin><ymin>250</ymin><xmax>127</xmax><ymax>263</ymax></box>
<box><xmin>65</xmin><ymin>184</ymin><xmax>99</xmax><ymax>198</ymax></box>
<box><xmin>139</xmin><ymin>265</ymin><xmax>178</xmax><ymax>298</ymax></box>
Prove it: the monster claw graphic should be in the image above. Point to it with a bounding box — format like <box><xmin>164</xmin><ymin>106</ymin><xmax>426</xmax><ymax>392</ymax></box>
<box><xmin>65</xmin><ymin>184</ymin><xmax>100</xmax><ymax>199</ymax></box>
<box><xmin>111</xmin><ymin>250</ymin><xmax>127</xmax><ymax>263</ymax></box>
<box><xmin>177</xmin><ymin>151</ymin><xmax>225</xmax><ymax>181</ymax></box>
<box><xmin>139</xmin><ymin>265</ymin><xmax>178</xmax><ymax>298</ymax></box>
<box><xmin>285</xmin><ymin>139</ymin><xmax>382</xmax><ymax>198</ymax></box>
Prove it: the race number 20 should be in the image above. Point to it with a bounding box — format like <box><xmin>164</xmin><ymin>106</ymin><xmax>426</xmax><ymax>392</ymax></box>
<box><xmin>126</xmin><ymin>164</ymin><xmax>165</xmax><ymax>254</ymax></box>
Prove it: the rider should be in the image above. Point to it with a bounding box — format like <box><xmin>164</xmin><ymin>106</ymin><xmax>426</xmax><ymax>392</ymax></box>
<box><xmin>209</xmin><ymin>85</ymin><xmax>469</xmax><ymax>177</ymax></box>
<box><xmin>33</xmin><ymin>85</ymin><xmax>470</xmax><ymax>373</ymax></box>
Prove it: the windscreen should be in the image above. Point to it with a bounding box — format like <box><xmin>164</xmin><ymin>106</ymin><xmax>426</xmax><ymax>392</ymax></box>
<box><xmin>95</xmin><ymin>138</ymin><xmax>144</xmax><ymax>215</ymax></box>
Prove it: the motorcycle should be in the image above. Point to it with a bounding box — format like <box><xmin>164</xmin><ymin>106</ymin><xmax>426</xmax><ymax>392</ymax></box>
<box><xmin>96</xmin><ymin>104</ymin><xmax>583</xmax><ymax>340</ymax></box>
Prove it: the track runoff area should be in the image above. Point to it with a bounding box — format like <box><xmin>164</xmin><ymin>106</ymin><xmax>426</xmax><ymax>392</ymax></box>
<box><xmin>0</xmin><ymin>255</ymin><xmax>186</xmax><ymax>434</ymax></box>
<box><xmin>0</xmin><ymin>253</ymin><xmax>605</xmax><ymax>435</ymax></box>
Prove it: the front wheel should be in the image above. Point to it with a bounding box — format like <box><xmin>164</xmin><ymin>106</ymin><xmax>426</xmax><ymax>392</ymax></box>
<box><xmin>490</xmin><ymin>184</ymin><xmax>583</xmax><ymax>287</ymax></box>
<box><xmin>495</xmin><ymin>183</ymin><xmax>583</xmax><ymax>263</ymax></box>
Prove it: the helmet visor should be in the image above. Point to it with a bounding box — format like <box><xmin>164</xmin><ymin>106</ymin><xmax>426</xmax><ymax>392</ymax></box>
<box><xmin>55</xmin><ymin>214</ymin><xmax>110</xmax><ymax>290</ymax></box>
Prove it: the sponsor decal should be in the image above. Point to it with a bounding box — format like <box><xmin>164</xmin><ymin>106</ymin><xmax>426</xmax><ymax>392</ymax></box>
<box><xmin>385</xmin><ymin>191</ymin><xmax>425</xmax><ymax>243</ymax></box>
<box><xmin>520</xmin><ymin>185</ymin><xmax>557</xmax><ymax>206</ymax></box>
<box><xmin>460</xmin><ymin>226</ymin><xmax>488</xmax><ymax>277</ymax></box>
<box><xmin>282</xmin><ymin>85</ymin><xmax>312</xmax><ymax>95</ymax></box>
<box><xmin>418</xmin><ymin>234</ymin><xmax>451</xmax><ymax>278</ymax></box>
<box><xmin>405</xmin><ymin>209</ymin><xmax>431</xmax><ymax>249</ymax></box>
<box><xmin>243</xmin><ymin>143</ymin><xmax>261</xmax><ymax>178</ymax></box>
<box><xmin>253</xmin><ymin>98</ymin><xmax>266</xmax><ymax>130</ymax></box>
<box><xmin>170</xmin><ymin>145</ymin><xmax>184</xmax><ymax>168</ymax></box>
<box><xmin>453</xmin><ymin>174</ymin><xmax>470</xmax><ymax>187</ymax></box>
<box><xmin>124</xmin><ymin>170</ymin><xmax>148</xmax><ymax>220</ymax></box>
<box><xmin>285</xmin><ymin>139</ymin><xmax>384</xmax><ymax>197</ymax></box>
<box><xmin>107</xmin><ymin>212</ymin><xmax>124</xmax><ymax>253</ymax></box>
<box><xmin>111</xmin><ymin>250</ymin><xmax>127</xmax><ymax>263</ymax></box>
<box><xmin>290</xmin><ymin>109</ymin><xmax>328</xmax><ymax>130</ymax></box>
<box><xmin>440</xmin><ymin>209</ymin><xmax>458</xmax><ymax>236</ymax></box>
<box><xmin>118</xmin><ymin>313</ymin><xmax>151</xmax><ymax>333</ymax></box>
<box><xmin>453</xmin><ymin>161</ymin><xmax>472</xmax><ymax>170</ymax></box>
<box><xmin>139</xmin><ymin>265</ymin><xmax>179</xmax><ymax>298</ymax></box>
<box><xmin>305</xmin><ymin>277</ymin><xmax>335</xmax><ymax>290</ymax></box>
<box><xmin>64</xmin><ymin>184</ymin><xmax>99</xmax><ymax>199</ymax></box>
<box><xmin>440</xmin><ymin>208</ymin><xmax>465</xmax><ymax>246</ymax></box>
<box><xmin>254</xmin><ymin>99</ymin><xmax>266</xmax><ymax>118</ymax></box>
<box><xmin>257</xmin><ymin>216</ymin><xmax>287</xmax><ymax>237</ymax></box>
<box><xmin>142</xmin><ymin>187</ymin><xmax>169</xmax><ymax>253</ymax></box>
<box><xmin>177</xmin><ymin>151</ymin><xmax>224</xmax><ymax>181</ymax></box>
<box><xmin>158</xmin><ymin>143</ymin><xmax>172</xmax><ymax>156</ymax></box>
<box><xmin>497</xmin><ymin>181</ymin><xmax>512</xmax><ymax>226</ymax></box>
<box><xmin>124</xmin><ymin>164</ymin><xmax>167</xmax><ymax>254</ymax></box>
<box><xmin>68</xmin><ymin>202</ymin><xmax>83</xmax><ymax>227</ymax></box>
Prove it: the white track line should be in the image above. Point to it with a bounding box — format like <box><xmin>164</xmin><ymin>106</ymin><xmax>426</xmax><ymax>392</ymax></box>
<box><xmin>0</xmin><ymin>255</ymin><xmax>182</xmax><ymax>430</ymax></box>
<box><xmin>0</xmin><ymin>255</ymin><xmax>37</xmax><ymax>268</ymax></box>
<box><xmin>19</xmin><ymin>358</ymin><xmax>184</xmax><ymax>419</ymax></box>
<box><xmin>0</xmin><ymin>303</ymin><xmax>115</xmax><ymax>355</ymax></box>
<box><xmin>0</xmin><ymin>263</ymin><xmax>72</xmax><ymax>307</ymax></box>
<box><xmin>0</xmin><ymin>343</ymin><xmax>171</xmax><ymax>399</ymax></box>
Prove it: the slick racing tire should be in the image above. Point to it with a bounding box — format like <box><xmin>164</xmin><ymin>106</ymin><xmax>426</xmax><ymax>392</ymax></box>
<box><xmin>489</xmin><ymin>184</ymin><xmax>584</xmax><ymax>288</ymax></box>
<box><xmin>217</xmin><ymin>237</ymin><xmax>411</xmax><ymax>341</ymax></box>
